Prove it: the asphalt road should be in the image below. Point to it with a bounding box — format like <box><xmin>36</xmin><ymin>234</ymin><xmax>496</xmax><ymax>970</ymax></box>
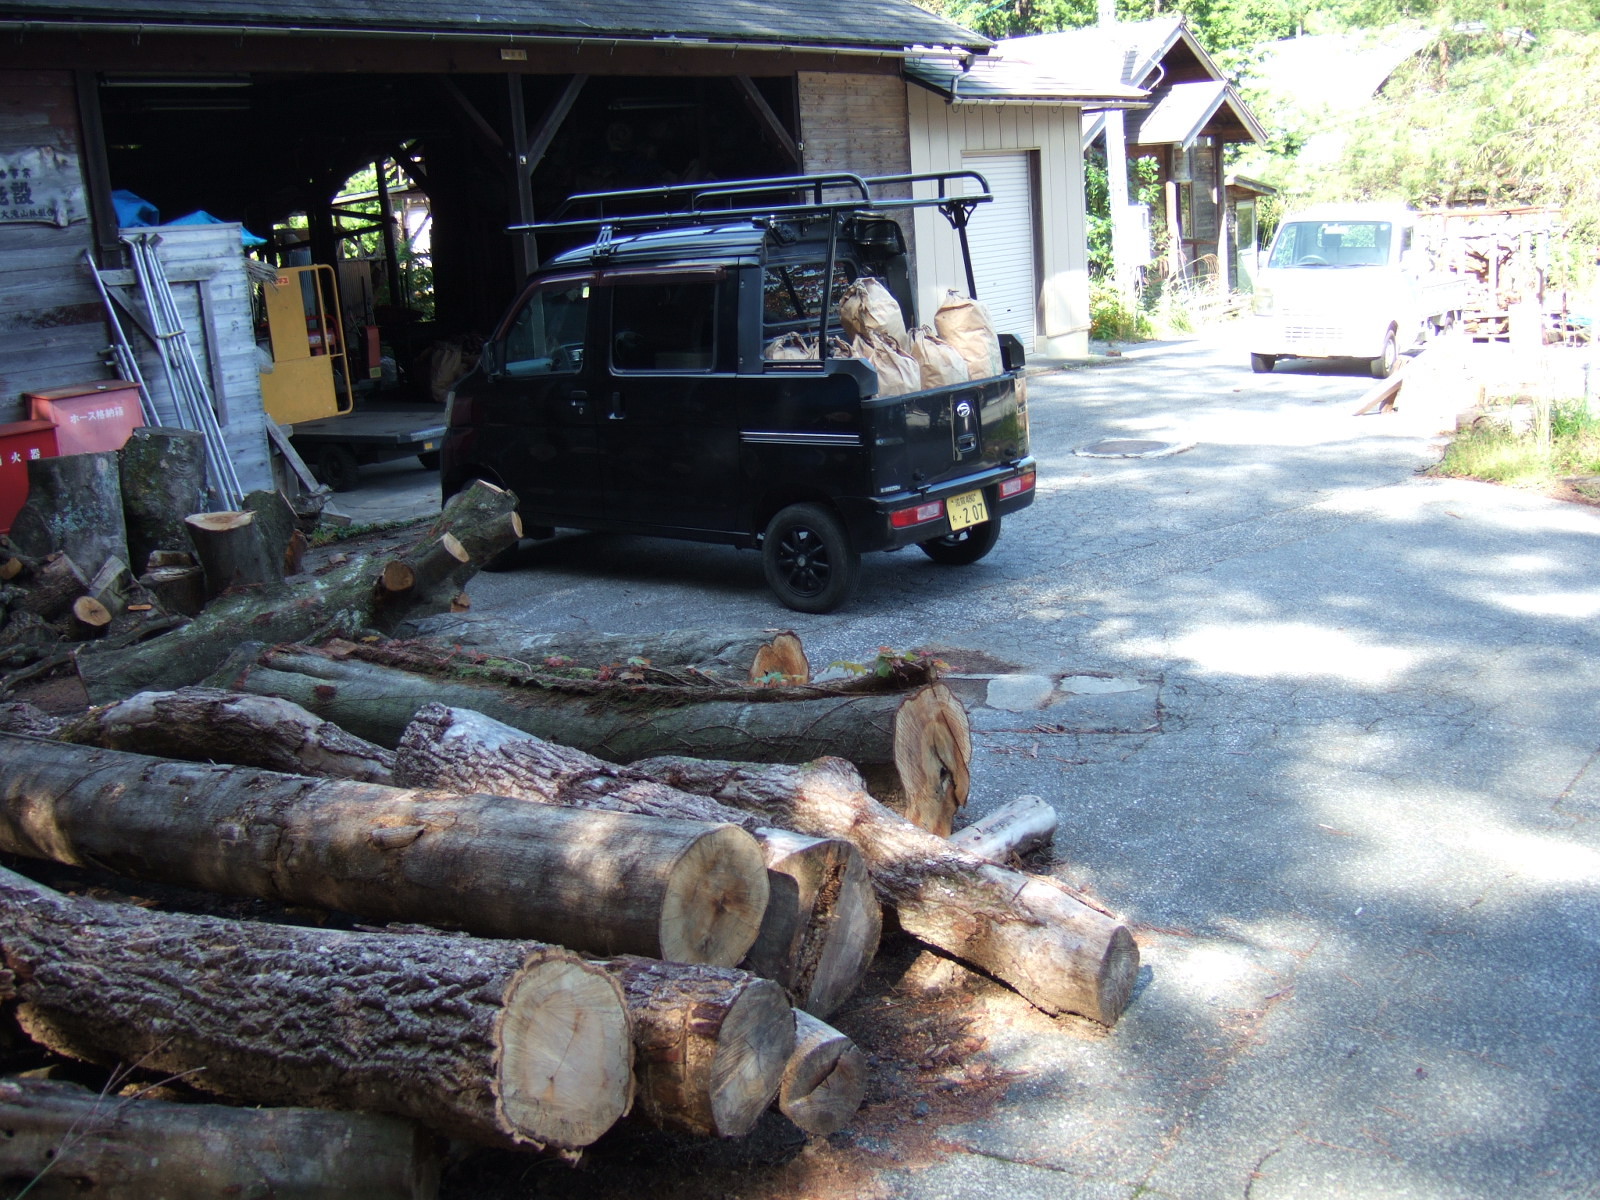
<box><xmin>356</xmin><ymin>331</ymin><xmax>1600</xmax><ymax>1198</ymax></box>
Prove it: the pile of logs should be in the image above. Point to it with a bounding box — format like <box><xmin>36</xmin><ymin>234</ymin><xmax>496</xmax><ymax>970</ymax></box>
<box><xmin>0</xmin><ymin>466</ymin><xmax>1140</xmax><ymax>1197</ymax></box>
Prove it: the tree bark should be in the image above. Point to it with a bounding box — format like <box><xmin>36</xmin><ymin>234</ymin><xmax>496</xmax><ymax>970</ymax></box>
<box><xmin>0</xmin><ymin>733</ymin><xmax>769</xmax><ymax>967</ymax></box>
<box><xmin>225</xmin><ymin>645</ymin><xmax>970</xmax><ymax>821</ymax></box>
<box><xmin>778</xmin><ymin>1010</ymin><xmax>867</xmax><ymax>1136</ymax></box>
<box><xmin>393</xmin><ymin>704</ymin><xmax>879</xmax><ymax>1017</ymax></box>
<box><xmin>948</xmin><ymin>795</ymin><xmax>1059</xmax><ymax>864</ymax></box>
<box><xmin>136</xmin><ymin>565</ymin><xmax>205</xmax><ymax>617</ymax></box>
<box><xmin>241</xmin><ymin>488</ymin><xmax>301</xmax><ymax>578</ymax></box>
<box><xmin>0</xmin><ymin>865</ymin><xmax>634</xmax><ymax>1151</ymax></box>
<box><xmin>598</xmin><ymin>956</ymin><xmax>793</xmax><ymax>1139</ymax></box>
<box><xmin>628</xmin><ymin>755</ymin><xmax>1140</xmax><ymax>1027</ymax></box>
<box><xmin>55</xmin><ymin>686</ymin><xmax>397</xmax><ymax>784</ymax></box>
<box><xmin>0</xmin><ymin>1077</ymin><xmax>440</xmax><ymax>1200</ymax></box>
<box><xmin>16</xmin><ymin>551</ymin><xmax>89</xmax><ymax>621</ymax></box>
<box><xmin>392</xmin><ymin>620</ymin><xmax>812</xmax><ymax>684</ymax></box>
<box><xmin>118</xmin><ymin>426</ymin><xmax>205</xmax><ymax>574</ymax></box>
<box><xmin>185</xmin><ymin>511</ymin><xmax>279</xmax><ymax>599</ymax></box>
<box><xmin>8</xmin><ymin>451</ymin><xmax>127</xmax><ymax>579</ymax></box>
<box><xmin>74</xmin><ymin>479</ymin><xmax>520</xmax><ymax>704</ymax></box>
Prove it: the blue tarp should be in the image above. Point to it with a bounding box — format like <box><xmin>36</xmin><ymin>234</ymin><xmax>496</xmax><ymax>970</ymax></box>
<box><xmin>112</xmin><ymin>188</ymin><xmax>266</xmax><ymax>246</ymax></box>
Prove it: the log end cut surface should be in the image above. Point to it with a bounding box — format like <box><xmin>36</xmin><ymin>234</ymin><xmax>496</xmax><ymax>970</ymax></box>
<box><xmin>892</xmin><ymin>684</ymin><xmax>971</xmax><ymax>835</ymax></box>
<box><xmin>780</xmin><ymin>1013</ymin><xmax>868</xmax><ymax>1136</ymax></box>
<box><xmin>498</xmin><ymin>956</ymin><xmax>634</xmax><ymax>1150</ymax></box>
<box><xmin>710</xmin><ymin>978</ymin><xmax>795</xmax><ymax>1138</ymax></box>
<box><xmin>660</xmin><ymin>824</ymin><xmax>770</xmax><ymax>968</ymax></box>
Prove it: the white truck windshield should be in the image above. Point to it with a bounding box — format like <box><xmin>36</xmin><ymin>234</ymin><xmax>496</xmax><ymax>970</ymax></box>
<box><xmin>1268</xmin><ymin>220</ymin><xmax>1394</xmax><ymax>269</ymax></box>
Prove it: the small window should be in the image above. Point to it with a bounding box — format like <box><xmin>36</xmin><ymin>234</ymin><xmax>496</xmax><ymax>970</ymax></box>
<box><xmin>611</xmin><ymin>280</ymin><xmax>717</xmax><ymax>373</ymax></box>
<box><xmin>504</xmin><ymin>282</ymin><xmax>589</xmax><ymax>375</ymax></box>
<box><xmin>763</xmin><ymin>261</ymin><xmax>854</xmax><ymax>334</ymax></box>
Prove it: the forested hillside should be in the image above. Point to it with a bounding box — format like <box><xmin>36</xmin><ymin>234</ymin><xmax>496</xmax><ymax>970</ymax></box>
<box><xmin>920</xmin><ymin>0</ymin><xmax>1600</xmax><ymax>275</ymax></box>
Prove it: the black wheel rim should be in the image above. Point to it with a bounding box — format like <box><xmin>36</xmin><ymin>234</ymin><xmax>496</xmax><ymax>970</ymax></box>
<box><xmin>774</xmin><ymin>525</ymin><xmax>832</xmax><ymax>597</ymax></box>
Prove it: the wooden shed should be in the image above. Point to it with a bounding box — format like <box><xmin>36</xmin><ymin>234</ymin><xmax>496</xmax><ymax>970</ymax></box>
<box><xmin>0</xmin><ymin>0</ymin><xmax>989</xmax><ymax>496</ymax></box>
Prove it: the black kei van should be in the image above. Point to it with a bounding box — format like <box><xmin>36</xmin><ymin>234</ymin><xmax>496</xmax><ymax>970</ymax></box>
<box><xmin>439</xmin><ymin>172</ymin><xmax>1036</xmax><ymax>613</ymax></box>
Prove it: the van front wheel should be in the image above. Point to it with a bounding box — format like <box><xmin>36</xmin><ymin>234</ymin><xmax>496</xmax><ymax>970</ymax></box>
<box><xmin>763</xmin><ymin>504</ymin><xmax>860</xmax><ymax>614</ymax></box>
<box><xmin>1370</xmin><ymin>330</ymin><xmax>1398</xmax><ymax>379</ymax></box>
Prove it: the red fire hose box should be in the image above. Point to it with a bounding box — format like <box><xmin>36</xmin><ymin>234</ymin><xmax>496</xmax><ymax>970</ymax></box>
<box><xmin>0</xmin><ymin>419</ymin><xmax>59</xmax><ymax>535</ymax></box>
<box><xmin>27</xmin><ymin>380</ymin><xmax>144</xmax><ymax>455</ymax></box>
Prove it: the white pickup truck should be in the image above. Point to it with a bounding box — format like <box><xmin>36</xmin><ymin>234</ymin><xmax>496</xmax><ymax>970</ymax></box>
<box><xmin>1247</xmin><ymin>203</ymin><xmax>1469</xmax><ymax>378</ymax></box>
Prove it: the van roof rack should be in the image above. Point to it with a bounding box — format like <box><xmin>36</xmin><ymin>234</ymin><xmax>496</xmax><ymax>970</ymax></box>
<box><xmin>515</xmin><ymin>170</ymin><xmax>992</xmax><ymax>237</ymax></box>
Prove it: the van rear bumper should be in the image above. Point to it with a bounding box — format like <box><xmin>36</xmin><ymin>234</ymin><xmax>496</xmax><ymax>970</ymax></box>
<box><xmin>843</xmin><ymin>459</ymin><xmax>1037</xmax><ymax>552</ymax></box>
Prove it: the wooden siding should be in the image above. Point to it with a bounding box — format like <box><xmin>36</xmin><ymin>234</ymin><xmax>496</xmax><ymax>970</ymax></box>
<box><xmin>906</xmin><ymin>86</ymin><xmax>1089</xmax><ymax>359</ymax></box>
<box><xmin>798</xmin><ymin>73</ymin><xmax>913</xmax><ymax>182</ymax></box>
<box><xmin>104</xmin><ymin>225</ymin><xmax>273</xmax><ymax>494</ymax></box>
<box><xmin>0</xmin><ymin>70</ymin><xmax>107</xmax><ymax>425</ymax></box>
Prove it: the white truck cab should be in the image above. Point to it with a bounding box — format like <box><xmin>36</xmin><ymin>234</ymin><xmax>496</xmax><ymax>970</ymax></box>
<box><xmin>1248</xmin><ymin>203</ymin><xmax>1466</xmax><ymax>378</ymax></box>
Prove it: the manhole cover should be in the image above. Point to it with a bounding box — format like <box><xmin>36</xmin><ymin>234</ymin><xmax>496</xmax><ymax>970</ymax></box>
<box><xmin>1074</xmin><ymin>439</ymin><xmax>1196</xmax><ymax>459</ymax></box>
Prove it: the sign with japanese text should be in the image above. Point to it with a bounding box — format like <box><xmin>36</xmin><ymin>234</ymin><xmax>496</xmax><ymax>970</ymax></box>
<box><xmin>0</xmin><ymin>146</ymin><xmax>86</xmax><ymax>227</ymax></box>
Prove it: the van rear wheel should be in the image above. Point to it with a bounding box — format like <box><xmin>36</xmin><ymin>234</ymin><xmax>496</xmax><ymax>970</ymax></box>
<box><xmin>1250</xmin><ymin>353</ymin><xmax>1276</xmax><ymax>374</ymax></box>
<box><xmin>763</xmin><ymin>503</ymin><xmax>859</xmax><ymax>614</ymax></box>
<box><xmin>919</xmin><ymin>515</ymin><xmax>1001</xmax><ymax>565</ymax></box>
<box><xmin>1370</xmin><ymin>329</ymin><xmax>1399</xmax><ymax>379</ymax></box>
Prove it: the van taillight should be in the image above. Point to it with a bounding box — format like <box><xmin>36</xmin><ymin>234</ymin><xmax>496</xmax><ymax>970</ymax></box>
<box><xmin>891</xmin><ymin>500</ymin><xmax>945</xmax><ymax>528</ymax></box>
<box><xmin>1000</xmin><ymin>470</ymin><xmax>1035</xmax><ymax>499</ymax></box>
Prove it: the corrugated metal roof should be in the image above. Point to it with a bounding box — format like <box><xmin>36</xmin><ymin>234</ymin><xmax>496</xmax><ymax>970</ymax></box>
<box><xmin>904</xmin><ymin>55</ymin><xmax>1146</xmax><ymax>106</ymax></box>
<box><xmin>1127</xmin><ymin>79</ymin><xmax>1266</xmax><ymax>148</ymax></box>
<box><xmin>0</xmin><ymin>0</ymin><xmax>991</xmax><ymax>52</ymax></box>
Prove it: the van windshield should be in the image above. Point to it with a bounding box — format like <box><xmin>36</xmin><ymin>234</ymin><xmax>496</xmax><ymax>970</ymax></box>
<box><xmin>1268</xmin><ymin>220</ymin><xmax>1393</xmax><ymax>269</ymax></box>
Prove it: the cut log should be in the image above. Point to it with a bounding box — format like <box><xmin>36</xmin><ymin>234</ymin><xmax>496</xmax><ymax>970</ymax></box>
<box><xmin>86</xmin><ymin>555</ymin><xmax>132</xmax><ymax>619</ymax></box>
<box><xmin>629</xmin><ymin>755</ymin><xmax>1139</xmax><ymax>1026</ymax></box>
<box><xmin>0</xmin><ymin>1077</ymin><xmax>440</xmax><ymax>1200</ymax></box>
<box><xmin>948</xmin><ymin>795</ymin><xmax>1059</xmax><ymax>864</ymax></box>
<box><xmin>8</xmin><ymin>451</ymin><xmax>127</xmax><ymax>579</ymax></box>
<box><xmin>0</xmin><ymin>733</ymin><xmax>768</xmax><ymax>966</ymax></box>
<box><xmin>392</xmin><ymin>620</ymin><xmax>812</xmax><ymax>684</ymax></box>
<box><xmin>0</xmin><ymin>552</ymin><xmax>32</xmax><ymax>582</ymax></box>
<box><xmin>118</xmin><ymin>426</ymin><xmax>205</xmax><ymax>573</ymax></box>
<box><xmin>0</xmin><ymin>865</ymin><xmax>633</xmax><ymax>1151</ymax></box>
<box><xmin>225</xmin><ymin>644</ymin><xmax>970</xmax><ymax>822</ymax></box>
<box><xmin>0</xmin><ymin>610</ymin><xmax>62</xmax><ymax>670</ymax></box>
<box><xmin>17</xmin><ymin>552</ymin><xmax>89</xmax><ymax>621</ymax></box>
<box><xmin>67</xmin><ymin>595</ymin><xmax>112</xmax><ymax>640</ymax></box>
<box><xmin>184</xmin><ymin>510</ymin><xmax>278</xmax><ymax>598</ymax></box>
<box><xmin>378</xmin><ymin>534</ymin><xmax>469</xmax><ymax>601</ymax></box>
<box><xmin>779</xmin><ymin>1010</ymin><xmax>868</xmax><ymax>1136</ymax></box>
<box><xmin>145</xmin><ymin>549</ymin><xmax>194</xmax><ymax>569</ymax></box>
<box><xmin>75</xmin><ymin>479</ymin><xmax>521</xmax><ymax>704</ymax></box>
<box><xmin>394</xmin><ymin>704</ymin><xmax>879</xmax><ymax>1017</ymax></box>
<box><xmin>599</xmin><ymin>956</ymin><xmax>793</xmax><ymax>1139</ymax></box>
<box><xmin>55</xmin><ymin>686</ymin><xmax>397</xmax><ymax>784</ymax></box>
<box><xmin>136</xmin><ymin>565</ymin><xmax>206</xmax><ymax>616</ymax></box>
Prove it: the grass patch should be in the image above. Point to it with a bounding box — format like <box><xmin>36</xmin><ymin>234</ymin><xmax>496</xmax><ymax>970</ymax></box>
<box><xmin>1431</xmin><ymin>398</ymin><xmax>1600</xmax><ymax>488</ymax></box>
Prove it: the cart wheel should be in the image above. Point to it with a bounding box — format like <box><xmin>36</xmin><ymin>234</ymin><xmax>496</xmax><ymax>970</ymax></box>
<box><xmin>315</xmin><ymin>445</ymin><xmax>361</xmax><ymax>492</ymax></box>
<box><xmin>417</xmin><ymin>451</ymin><xmax>441</xmax><ymax>471</ymax></box>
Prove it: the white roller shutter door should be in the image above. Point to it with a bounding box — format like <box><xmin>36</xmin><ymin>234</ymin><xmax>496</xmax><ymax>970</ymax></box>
<box><xmin>960</xmin><ymin>151</ymin><xmax>1038</xmax><ymax>351</ymax></box>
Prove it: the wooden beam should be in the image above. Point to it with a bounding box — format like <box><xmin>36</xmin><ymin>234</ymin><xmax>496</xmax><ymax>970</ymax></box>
<box><xmin>734</xmin><ymin>76</ymin><xmax>800</xmax><ymax>168</ymax></box>
<box><xmin>522</xmin><ymin>74</ymin><xmax>588</xmax><ymax>180</ymax></box>
<box><xmin>435</xmin><ymin>77</ymin><xmax>506</xmax><ymax>162</ymax></box>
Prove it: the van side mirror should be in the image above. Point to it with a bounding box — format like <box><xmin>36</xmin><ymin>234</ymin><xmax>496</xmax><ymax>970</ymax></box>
<box><xmin>998</xmin><ymin>333</ymin><xmax>1026</xmax><ymax>373</ymax></box>
<box><xmin>480</xmin><ymin>341</ymin><xmax>504</xmax><ymax>380</ymax></box>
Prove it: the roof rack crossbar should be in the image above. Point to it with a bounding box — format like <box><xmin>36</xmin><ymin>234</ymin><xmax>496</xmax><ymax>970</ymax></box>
<box><xmin>511</xmin><ymin>170</ymin><xmax>992</xmax><ymax>236</ymax></box>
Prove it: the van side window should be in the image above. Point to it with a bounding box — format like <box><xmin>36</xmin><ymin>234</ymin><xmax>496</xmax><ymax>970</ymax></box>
<box><xmin>611</xmin><ymin>280</ymin><xmax>717</xmax><ymax>372</ymax></box>
<box><xmin>504</xmin><ymin>283</ymin><xmax>590</xmax><ymax>375</ymax></box>
<box><xmin>763</xmin><ymin>262</ymin><xmax>854</xmax><ymax>337</ymax></box>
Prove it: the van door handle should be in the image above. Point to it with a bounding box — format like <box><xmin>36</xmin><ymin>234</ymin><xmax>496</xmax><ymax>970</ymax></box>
<box><xmin>568</xmin><ymin>390</ymin><xmax>589</xmax><ymax>414</ymax></box>
<box><xmin>608</xmin><ymin>391</ymin><xmax>625</xmax><ymax>420</ymax></box>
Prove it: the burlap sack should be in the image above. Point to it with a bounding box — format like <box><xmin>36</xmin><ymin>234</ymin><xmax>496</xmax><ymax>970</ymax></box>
<box><xmin>934</xmin><ymin>290</ymin><xmax>1003</xmax><ymax>380</ymax></box>
<box><xmin>839</xmin><ymin>277</ymin><xmax>908</xmax><ymax>350</ymax></box>
<box><xmin>850</xmin><ymin>332</ymin><xmax>921</xmax><ymax>397</ymax></box>
<box><xmin>908</xmin><ymin>325</ymin><xmax>970</xmax><ymax>389</ymax></box>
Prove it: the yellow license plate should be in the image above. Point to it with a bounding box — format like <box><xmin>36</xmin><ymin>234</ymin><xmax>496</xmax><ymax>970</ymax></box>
<box><xmin>947</xmin><ymin>489</ymin><xmax>988</xmax><ymax>530</ymax></box>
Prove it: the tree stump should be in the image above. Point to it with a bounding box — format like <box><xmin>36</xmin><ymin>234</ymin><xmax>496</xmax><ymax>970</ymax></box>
<box><xmin>9</xmin><ymin>450</ymin><xmax>127</xmax><ymax>578</ymax></box>
<box><xmin>118</xmin><ymin>426</ymin><xmax>206</xmax><ymax>572</ymax></box>
<box><xmin>184</xmin><ymin>511</ymin><xmax>279</xmax><ymax>598</ymax></box>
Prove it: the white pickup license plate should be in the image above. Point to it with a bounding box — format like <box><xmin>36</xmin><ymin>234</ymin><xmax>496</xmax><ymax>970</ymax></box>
<box><xmin>946</xmin><ymin>489</ymin><xmax>988</xmax><ymax>530</ymax></box>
